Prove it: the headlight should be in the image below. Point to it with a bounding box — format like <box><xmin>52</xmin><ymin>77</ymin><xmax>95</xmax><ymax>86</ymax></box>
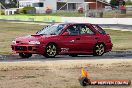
<box><xmin>29</xmin><ymin>41</ymin><xmax>40</xmax><ymax>45</ymax></box>
<box><xmin>12</xmin><ymin>40</ymin><xmax>16</xmax><ymax>44</ymax></box>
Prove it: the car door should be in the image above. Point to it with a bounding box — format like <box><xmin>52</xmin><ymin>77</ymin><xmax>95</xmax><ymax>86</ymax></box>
<box><xmin>59</xmin><ymin>24</ymin><xmax>81</xmax><ymax>53</ymax></box>
<box><xmin>78</xmin><ymin>24</ymin><xmax>98</xmax><ymax>52</ymax></box>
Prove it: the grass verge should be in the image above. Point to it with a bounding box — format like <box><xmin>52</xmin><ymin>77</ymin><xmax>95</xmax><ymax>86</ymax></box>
<box><xmin>105</xmin><ymin>29</ymin><xmax>132</xmax><ymax>50</ymax></box>
<box><xmin>12</xmin><ymin>11</ymin><xmax>85</xmax><ymax>17</ymax></box>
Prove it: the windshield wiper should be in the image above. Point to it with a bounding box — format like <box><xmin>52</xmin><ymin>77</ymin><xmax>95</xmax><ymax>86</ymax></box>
<box><xmin>38</xmin><ymin>33</ymin><xmax>47</xmax><ymax>35</ymax></box>
<box><xmin>50</xmin><ymin>33</ymin><xmax>56</xmax><ymax>35</ymax></box>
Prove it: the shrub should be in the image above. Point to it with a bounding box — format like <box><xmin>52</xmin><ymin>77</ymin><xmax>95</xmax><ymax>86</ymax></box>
<box><xmin>0</xmin><ymin>10</ymin><xmax>5</xmax><ymax>15</ymax></box>
<box><xmin>19</xmin><ymin>7</ymin><xmax>36</xmax><ymax>14</ymax></box>
<box><xmin>14</xmin><ymin>9</ymin><xmax>20</xmax><ymax>14</ymax></box>
<box><xmin>45</xmin><ymin>7</ymin><xmax>52</xmax><ymax>14</ymax></box>
<box><xmin>78</xmin><ymin>7</ymin><xmax>84</xmax><ymax>14</ymax></box>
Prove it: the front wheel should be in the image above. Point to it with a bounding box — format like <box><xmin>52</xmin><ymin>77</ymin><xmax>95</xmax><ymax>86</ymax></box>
<box><xmin>19</xmin><ymin>53</ymin><xmax>32</xmax><ymax>58</ymax></box>
<box><xmin>44</xmin><ymin>43</ymin><xmax>57</xmax><ymax>58</ymax></box>
<box><xmin>93</xmin><ymin>43</ymin><xmax>105</xmax><ymax>56</ymax></box>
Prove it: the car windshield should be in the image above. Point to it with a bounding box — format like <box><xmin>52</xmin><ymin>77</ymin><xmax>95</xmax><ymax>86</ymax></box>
<box><xmin>37</xmin><ymin>24</ymin><xmax>66</xmax><ymax>35</ymax></box>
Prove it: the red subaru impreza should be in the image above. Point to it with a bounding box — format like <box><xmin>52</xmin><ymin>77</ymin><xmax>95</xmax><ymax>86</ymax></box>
<box><xmin>11</xmin><ymin>23</ymin><xmax>112</xmax><ymax>58</ymax></box>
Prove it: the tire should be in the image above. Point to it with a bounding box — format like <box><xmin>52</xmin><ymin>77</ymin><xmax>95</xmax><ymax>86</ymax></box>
<box><xmin>44</xmin><ymin>43</ymin><xmax>57</xmax><ymax>58</ymax></box>
<box><xmin>69</xmin><ymin>54</ymin><xmax>78</xmax><ymax>57</ymax></box>
<box><xmin>79</xmin><ymin>77</ymin><xmax>91</xmax><ymax>86</ymax></box>
<box><xmin>93</xmin><ymin>43</ymin><xmax>105</xmax><ymax>56</ymax></box>
<box><xmin>19</xmin><ymin>53</ymin><xmax>32</xmax><ymax>58</ymax></box>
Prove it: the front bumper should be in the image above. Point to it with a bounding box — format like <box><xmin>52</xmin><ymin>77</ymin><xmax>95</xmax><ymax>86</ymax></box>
<box><xmin>11</xmin><ymin>44</ymin><xmax>45</xmax><ymax>54</ymax></box>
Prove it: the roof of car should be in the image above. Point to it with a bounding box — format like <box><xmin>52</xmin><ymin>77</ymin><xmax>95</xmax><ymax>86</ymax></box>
<box><xmin>55</xmin><ymin>22</ymin><xmax>92</xmax><ymax>25</ymax></box>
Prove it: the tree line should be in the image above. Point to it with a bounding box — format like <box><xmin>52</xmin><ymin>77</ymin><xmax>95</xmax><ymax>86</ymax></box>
<box><xmin>110</xmin><ymin>0</ymin><xmax>132</xmax><ymax>7</ymax></box>
<box><xmin>0</xmin><ymin>0</ymin><xmax>17</xmax><ymax>8</ymax></box>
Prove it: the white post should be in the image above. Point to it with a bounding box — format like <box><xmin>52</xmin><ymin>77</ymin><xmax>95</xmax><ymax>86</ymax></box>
<box><xmin>96</xmin><ymin>0</ymin><xmax>97</xmax><ymax>10</ymax></box>
<box><xmin>96</xmin><ymin>0</ymin><xmax>98</xmax><ymax>17</ymax></box>
<box><xmin>84</xmin><ymin>3</ymin><xmax>87</xmax><ymax>17</ymax></box>
<box><xmin>17</xmin><ymin>0</ymin><xmax>19</xmax><ymax>8</ymax></box>
<box><xmin>84</xmin><ymin>3</ymin><xmax>89</xmax><ymax>17</ymax></box>
<box><xmin>67</xmin><ymin>2</ymin><xmax>68</xmax><ymax>11</ymax></box>
<box><xmin>8</xmin><ymin>11</ymin><xmax>10</xmax><ymax>15</ymax></box>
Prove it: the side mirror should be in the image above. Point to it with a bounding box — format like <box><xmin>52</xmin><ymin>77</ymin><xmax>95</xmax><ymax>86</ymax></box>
<box><xmin>62</xmin><ymin>32</ymin><xmax>70</xmax><ymax>36</ymax></box>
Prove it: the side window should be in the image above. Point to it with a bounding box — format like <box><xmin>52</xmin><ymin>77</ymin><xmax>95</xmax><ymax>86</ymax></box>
<box><xmin>66</xmin><ymin>25</ymin><xmax>79</xmax><ymax>36</ymax></box>
<box><xmin>92</xmin><ymin>24</ymin><xmax>106</xmax><ymax>34</ymax></box>
<box><xmin>80</xmin><ymin>25</ymin><xmax>94</xmax><ymax>35</ymax></box>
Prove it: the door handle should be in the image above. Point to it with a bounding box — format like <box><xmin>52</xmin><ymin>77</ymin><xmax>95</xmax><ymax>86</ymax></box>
<box><xmin>70</xmin><ymin>40</ymin><xmax>75</xmax><ymax>43</ymax></box>
<box><xmin>76</xmin><ymin>38</ymin><xmax>80</xmax><ymax>40</ymax></box>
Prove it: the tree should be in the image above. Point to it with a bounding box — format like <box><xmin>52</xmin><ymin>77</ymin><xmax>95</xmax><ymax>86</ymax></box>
<box><xmin>126</xmin><ymin>0</ymin><xmax>132</xmax><ymax>5</ymax></box>
<box><xmin>0</xmin><ymin>0</ymin><xmax>17</xmax><ymax>8</ymax></box>
<box><xmin>0</xmin><ymin>0</ymin><xmax>6</xmax><ymax>9</ymax></box>
<box><xmin>6</xmin><ymin>0</ymin><xmax>17</xmax><ymax>8</ymax></box>
<box><xmin>0</xmin><ymin>0</ymin><xmax>5</xmax><ymax>5</ymax></box>
<box><xmin>110</xmin><ymin>0</ymin><xmax>117</xmax><ymax>6</ymax></box>
<box><xmin>110</xmin><ymin>0</ymin><xmax>126</xmax><ymax>6</ymax></box>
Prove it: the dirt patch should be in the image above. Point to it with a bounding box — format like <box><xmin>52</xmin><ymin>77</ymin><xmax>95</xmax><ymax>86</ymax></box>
<box><xmin>0</xmin><ymin>59</ymin><xmax>131</xmax><ymax>88</ymax></box>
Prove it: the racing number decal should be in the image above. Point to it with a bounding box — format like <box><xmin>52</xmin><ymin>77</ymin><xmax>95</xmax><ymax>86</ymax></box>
<box><xmin>80</xmin><ymin>25</ymin><xmax>94</xmax><ymax>35</ymax></box>
<box><xmin>81</xmin><ymin>27</ymin><xmax>90</xmax><ymax>34</ymax></box>
<box><xmin>61</xmin><ymin>48</ymin><xmax>69</xmax><ymax>53</ymax></box>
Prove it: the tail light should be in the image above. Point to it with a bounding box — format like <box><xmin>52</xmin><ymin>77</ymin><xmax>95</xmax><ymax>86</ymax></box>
<box><xmin>106</xmin><ymin>34</ymin><xmax>112</xmax><ymax>43</ymax></box>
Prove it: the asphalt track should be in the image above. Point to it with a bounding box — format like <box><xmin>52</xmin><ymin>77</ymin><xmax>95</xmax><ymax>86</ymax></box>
<box><xmin>0</xmin><ymin>51</ymin><xmax>132</xmax><ymax>62</ymax></box>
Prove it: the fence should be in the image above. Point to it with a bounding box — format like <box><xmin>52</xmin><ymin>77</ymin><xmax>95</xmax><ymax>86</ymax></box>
<box><xmin>55</xmin><ymin>9</ymin><xmax>132</xmax><ymax>18</ymax></box>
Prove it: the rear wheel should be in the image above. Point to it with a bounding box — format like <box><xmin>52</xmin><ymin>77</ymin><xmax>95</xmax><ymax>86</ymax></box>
<box><xmin>45</xmin><ymin>43</ymin><xmax>57</xmax><ymax>58</ymax></box>
<box><xmin>93</xmin><ymin>43</ymin><xmax>105</xmax><ymax>56</ymax></box>
<box><xmin>19</xmin><ymin>53</ymin><xmax>32</xmax><ymax>58</ymax></box>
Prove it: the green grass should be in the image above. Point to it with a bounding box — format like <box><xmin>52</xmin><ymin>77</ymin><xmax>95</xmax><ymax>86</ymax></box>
<box><xmin>0</xmin><ymin>22</ymin><xmax>132</xmax><ymax>55</ymax></box>
<box><xmin>13</xmin><ymin>11</ymin><xmax>85</xmax><ymax>17</ymax></box>
<box><xmin>104</xmin><ymin>29</ymin><xmax>132</xmax><ymax>50</ymax></box>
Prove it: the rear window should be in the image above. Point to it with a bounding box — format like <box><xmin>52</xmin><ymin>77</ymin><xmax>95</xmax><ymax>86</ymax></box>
<box><xmin>92</xmin><ymin>24</ymin><xmax>106</xmax><ymax>34</ymax></box>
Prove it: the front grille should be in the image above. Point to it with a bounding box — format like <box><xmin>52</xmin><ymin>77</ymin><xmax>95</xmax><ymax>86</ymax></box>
<box><xmin>28</xmin><ymin>46</ymin><xmax>32</xmax><ymax>51</ymax></box>
<box><xmin>16</xmin><ymin>41</ymin><xmax>20</xmax><ymax>43</ymax></box>
<box><xmin>15</xmin><ymin>46</ymin><xmax>27</xmax><ymax>51</ymax></box>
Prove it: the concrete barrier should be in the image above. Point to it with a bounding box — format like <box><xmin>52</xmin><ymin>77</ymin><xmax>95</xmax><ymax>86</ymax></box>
<box><xmin>61</xmin><ymin>17</ymin><xmax>132</xmax><ymax>25</ymax></box>
<box><xmin>0</xmin><ymin>15</ymin><xmax>132</xmax><ymax>25</ymax></box>
<box><xmin>0</xmin><ymin>16</ymin><xmax>61</xmax><ymax>22</ymax></box>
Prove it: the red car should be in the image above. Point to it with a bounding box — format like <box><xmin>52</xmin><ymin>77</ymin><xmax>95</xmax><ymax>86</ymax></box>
<box><xmin>11</xmin><ymin>23</ymin><xmax>112</xmax><ymax>58</ymax></box>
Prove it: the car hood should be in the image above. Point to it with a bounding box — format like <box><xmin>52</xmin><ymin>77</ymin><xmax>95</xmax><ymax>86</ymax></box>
<box><xmin>15</xmin><ymin>34</ymin><xmax>55</xmax><ymax>44</ymax></box>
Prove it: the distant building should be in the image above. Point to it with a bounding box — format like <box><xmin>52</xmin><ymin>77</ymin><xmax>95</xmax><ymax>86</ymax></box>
<box><xmin>85</xmin><ymin>0</ymin><xmax>110</xmax><ymax>9</ymax></box>
<box><xmin>18</xmin><ymin>0</ymin><xmax>109</xmax><ymax>13</ymax></box>
<box><xmin>5</xmin><ymin>0</ymin><xmax>109</xmax><ymax>15</ymax></box>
